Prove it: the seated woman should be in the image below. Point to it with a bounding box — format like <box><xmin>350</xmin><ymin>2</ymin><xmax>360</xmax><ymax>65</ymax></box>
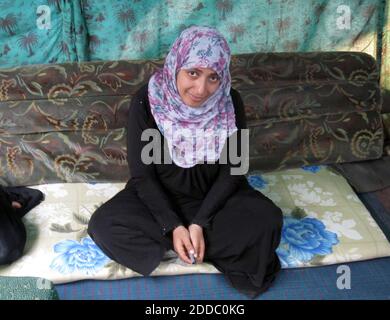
<box><xmin>88</xmin><ymin>26</ymin><xmax>283</xmax><ymax>298</ymax></box>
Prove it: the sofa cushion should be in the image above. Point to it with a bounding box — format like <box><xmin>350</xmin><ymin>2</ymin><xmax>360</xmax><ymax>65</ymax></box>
<box><xmin>0</xmin><ymin>52</ymin><xmax>383</xmax><ymax>185</ymax></box>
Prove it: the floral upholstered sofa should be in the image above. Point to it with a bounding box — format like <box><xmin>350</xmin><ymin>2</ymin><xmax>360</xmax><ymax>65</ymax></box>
<box><xmin>1</xmin><ymin>52</ymin><xmax>390</xmax><ymax>284</ymax></box>
<box><xmin>0</xmin><ymin>51</ymin><xmax>384</xmax><ymax>186</ymax></box>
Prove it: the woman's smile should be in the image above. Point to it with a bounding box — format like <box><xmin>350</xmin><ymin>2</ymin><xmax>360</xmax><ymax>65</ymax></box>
<box><xmin>188</xmin><ymin>92</ymin><xmax>206</xmax><ymax>102</ymax></box>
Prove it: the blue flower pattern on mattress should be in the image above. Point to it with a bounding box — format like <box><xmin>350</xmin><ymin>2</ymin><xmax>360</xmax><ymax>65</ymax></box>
<box><xmin>50</xmin><ymin>238</ymin><xmax>110</xmax><ymax>275</ymax></box>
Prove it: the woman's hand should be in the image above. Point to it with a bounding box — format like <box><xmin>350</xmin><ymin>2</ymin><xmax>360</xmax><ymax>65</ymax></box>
<box><xmin>172</xmin><ymin>225</ymin><xmax>195</xmax><ymax>264</ymax></box>
<box><xmin>188</xmin><ymin>224</ymin><xmax>205</xmax><ymax>263</ymax></box>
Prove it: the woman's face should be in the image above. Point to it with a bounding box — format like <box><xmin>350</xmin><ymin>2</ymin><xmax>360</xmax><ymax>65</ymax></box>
<box><xmin>176</xmin><ymin>67</ymin><xmax>221</xmax><ymax>107</ymax></box>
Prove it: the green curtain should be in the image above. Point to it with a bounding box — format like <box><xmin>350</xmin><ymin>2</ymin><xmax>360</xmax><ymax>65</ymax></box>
<box><xmin>0</xmin><ymin>0</ymin><xmax>88</xmax><ymax>67</ymax></box>
<box><xmin>80</xmin><ymin>0</ymin><xmax>382</xmax><ymax>60</ymax></box>
<box><xmin>0</xmin><ymin>0</ymin><xmax>384</xmax><ymax>67</ymax></box>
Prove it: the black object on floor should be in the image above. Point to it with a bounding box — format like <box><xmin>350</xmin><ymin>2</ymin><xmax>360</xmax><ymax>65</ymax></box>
<box><xmin>0</xmin><ymin>186</ymin><xmax>45</xmax><ymax>218</ymax></box>
<box><xmin>0</xmin><ymin>186</ymin><xmax>45</xmax><ymax>265</ymax></box>
<box><xmin>331</xmin><ymin>155</ymin><xmax>390</xmax><ymax>193</ymax></box>
<box><xmin>357</xmin><ymin>191</ymin><xmax>390</xmax><ymax>242</ymax></box>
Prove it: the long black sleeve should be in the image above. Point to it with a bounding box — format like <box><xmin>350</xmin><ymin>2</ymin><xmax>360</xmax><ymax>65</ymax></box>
<box><xmin>127</xmin><ymin>87</ymin><xmax>183</xmax><ymax>235</ymax></box>
<box><xmin>191</xmin><ymin>89</ymin><xmax>249</xmax><ymax>228</ymax></box>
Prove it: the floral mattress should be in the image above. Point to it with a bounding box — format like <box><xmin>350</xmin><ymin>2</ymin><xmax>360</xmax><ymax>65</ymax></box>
<box><xmin>1</xmin><ymin>165</ymin><xmax>390</xmax><ymax>284</ymax></box>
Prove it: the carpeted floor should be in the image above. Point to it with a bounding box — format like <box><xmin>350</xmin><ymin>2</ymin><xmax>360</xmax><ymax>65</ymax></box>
<box><xmin>55</xmin><ymin>256</ymin><xmax>390</xmax><ymax>300</ymax></box>
<box><xmin>54</xmin><ymin>188</ymin><xmax>390</xmax><ymax>300</ymax></box>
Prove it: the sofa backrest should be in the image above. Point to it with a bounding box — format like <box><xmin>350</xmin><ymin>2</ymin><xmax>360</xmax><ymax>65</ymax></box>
<box><xmin>0</xmin><ymin>52</ymin><xmax>383</xmax><ymax>186</ymax></box>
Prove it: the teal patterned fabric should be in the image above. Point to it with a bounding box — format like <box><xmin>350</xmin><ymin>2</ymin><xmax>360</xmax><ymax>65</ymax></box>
<box><xmin>82</xmin><ymin>0</ymin><xmax>383</xmax><ymax>61</ymax></box>
<box><xmin>0</xmin><ymin>0</ymin><xmax>385</xmax><ymax>67</ymax></box>
<box><xmin>0</xmin><ymin>0</ymin><xmax>88</xmax><ymax>66</ymax></box>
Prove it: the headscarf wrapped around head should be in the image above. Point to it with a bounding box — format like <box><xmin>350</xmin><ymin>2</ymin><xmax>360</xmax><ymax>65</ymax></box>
<box><xmin>148</xmin><ymin>26</ymin><xmax>237</xmax><ymax>168</ymax></box>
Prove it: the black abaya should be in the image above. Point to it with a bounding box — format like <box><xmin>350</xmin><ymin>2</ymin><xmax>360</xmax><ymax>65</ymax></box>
<box><xmin>88</xmin><ymin>84</ymin><xmax>283</xmax><ymax>298</ymax></box>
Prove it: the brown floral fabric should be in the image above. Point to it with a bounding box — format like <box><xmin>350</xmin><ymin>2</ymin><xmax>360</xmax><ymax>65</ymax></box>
<box><xmin>0</xmin><ymin>52</ymin><xmax>383</xmax><ymax>186</ymax></box>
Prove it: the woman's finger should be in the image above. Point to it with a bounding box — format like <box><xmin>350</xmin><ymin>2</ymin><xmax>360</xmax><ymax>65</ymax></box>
<box><xmin>176</xmin><ymin>242</ymin><xmax>191</xmax><ymax>264</ymax></box>
<box><xmin>179</xmin><ymin>236</ymin><xmax>194</xmax><ymax>264</ymax></box>
<box><xmin>189</xmin><ymin>234</ymin><xmax>199</xmax><ymax>257</ymax></box>
<box><xmin>183</xmin><ymin>238</ymin><xmax>195</xmax><ymax>264</ymax></box>
<box><xmin>199</xmin><ymin>240</ymin><xmax>205</xmax><ymax>263</ymax></box>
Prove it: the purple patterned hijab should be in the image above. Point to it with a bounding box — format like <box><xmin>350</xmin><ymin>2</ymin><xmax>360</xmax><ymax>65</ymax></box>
<box><xmin>148</xmin><ymin>26</ymin><xmax>237</xmax><ymax>168</ymax></box>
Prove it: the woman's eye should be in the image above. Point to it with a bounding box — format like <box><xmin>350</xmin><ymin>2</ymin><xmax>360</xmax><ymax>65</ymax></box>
<box><xmin>187</xmin><ymin>70</ymin><xmax>219</xmax><ymax>82</ymax></box>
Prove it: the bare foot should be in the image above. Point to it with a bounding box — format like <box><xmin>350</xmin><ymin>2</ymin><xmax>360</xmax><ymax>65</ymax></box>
<box><xmin>12</xmin><ymin>201</ymin><xmax>22</xmax><ymax>209</ymax></box>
